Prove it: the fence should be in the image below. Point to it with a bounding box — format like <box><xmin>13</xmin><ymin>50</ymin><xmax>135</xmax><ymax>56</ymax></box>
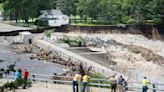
<box><xmin>69</xmin><ymin>18</ymin><xmax>111</xmax><ymax>24</ymax></box>
<box><xmin>32</xmin><ymin>73</ymin><xmax>164</xmax><ymax>92</ymax></box>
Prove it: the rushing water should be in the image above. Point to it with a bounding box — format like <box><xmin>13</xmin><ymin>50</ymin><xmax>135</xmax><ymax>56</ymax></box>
<box><xmin>0</xmin><ymin>43</ymin><xmax>66</xmax><ymax>75</ymax></box>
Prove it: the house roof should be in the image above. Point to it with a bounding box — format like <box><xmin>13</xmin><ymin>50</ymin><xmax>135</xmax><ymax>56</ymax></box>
<box><xmin>37</xmin><ymin>9</ymin><xmax>69</xmax><ymax>20</ymax></box>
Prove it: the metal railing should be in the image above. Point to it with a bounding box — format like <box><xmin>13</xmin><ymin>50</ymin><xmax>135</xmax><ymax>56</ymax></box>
<box><xmin>1</xmin><ymin>73</ymin><xmax>164</xmax><ymax>92</ymax></box>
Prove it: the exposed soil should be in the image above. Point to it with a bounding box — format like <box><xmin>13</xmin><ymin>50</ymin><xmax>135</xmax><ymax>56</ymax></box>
<box><xmin>125</xmin><ymin>45</ymin><xmax>164</xmax><ymax>64</ymax></box>
<box><xmin>57</xmin><ymin>24</ymin><xmax>164</xmax><ymax>40</ymax></box>
<box><xmin>1</xmin><ymin>24</ymin><xmax>164</xmax><ymax>40</ymax></box>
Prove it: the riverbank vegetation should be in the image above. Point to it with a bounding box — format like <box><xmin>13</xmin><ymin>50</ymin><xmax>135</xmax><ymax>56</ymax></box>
<box><xmin>1</xmin><ymin>0</ymin><xmax>164</xmax><ymax>25</ymax></box>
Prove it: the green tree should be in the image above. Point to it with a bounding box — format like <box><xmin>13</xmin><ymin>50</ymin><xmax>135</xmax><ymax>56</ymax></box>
<box><xmin>3</xmin><ymin>0</ymin><xmax>57</xmax><ymax>23</ymax></box>
<box><xmin>56</xmin><ymin>0</ymin><xmax>78</xmax><ymax>16</ymax></box>
<box><xmin>2</xmin><ymin>0</ymin><xmax>164</xmax><ymax>25</ymax></box>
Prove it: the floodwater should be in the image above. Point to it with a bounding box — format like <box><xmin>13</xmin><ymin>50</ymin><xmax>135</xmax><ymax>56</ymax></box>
<box><xmin>0</xmin><ymin>43</ymin><xmax>66</xmax><ymax>75</ymax></box>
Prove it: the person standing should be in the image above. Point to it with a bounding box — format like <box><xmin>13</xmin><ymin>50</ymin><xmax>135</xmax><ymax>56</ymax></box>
<box><xmin>14</xmin><ymin>69</ymin><xmax>21</xmax><ymax>80</ymax></box>
<box><xmin>18</xmin><ymin>68</ymin><xmax>22</xmax><ymax>78</ymax></box>
<box><xmin>142</xmin><ymin>77</ymin><xmax>150</xmax><ymax>92</ymax></box>
<box><xmin>73</xmin><ymin>73</ymin><xmax>82</xmax><ymax>92</ymax></box>
<box><xmin>110</xmin><ymin>76</ymin><xmax>117</xmax><ymax>92</ymax></box>
<box><xmin>118</xmin><ymin>75</ymin><xmax>124</xmax><ymax>92</ymax></box>
<box><xmin>81</xmin><ymin>74</ymin><xmax>91</xmax><ymax>92</ymax></box>
<box><xmin>122</xmin><ymin>79</ymin><xmax>128</xmax><ymax>92</ymax></box>
<box><xmin>23</xmin><ymin>69</ymin><xmax>29</xmax><ymax>89</ymax></box>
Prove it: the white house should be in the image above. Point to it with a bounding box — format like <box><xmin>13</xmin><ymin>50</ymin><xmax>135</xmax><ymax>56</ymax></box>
<box><xmin>37</xmin><ymin>9</ymin><xmax>69</xmax><ymax>27</ymax></box>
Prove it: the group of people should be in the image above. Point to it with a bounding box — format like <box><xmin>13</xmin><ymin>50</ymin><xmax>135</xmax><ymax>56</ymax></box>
<box><xmin>72</xmin><ymin>72</ymin><xmax>91</xmax><ymax>92</ymax></box>
<box><xmin>14</xmin><ymin>68</ymin><xmax>29</xmax><ymax>89</ymax></box>
<box><xmin>108</xmin><ymin>75</ymin><xmax>128</xmax><ymax>92</ymax></box>
<box><xmin>108</xmin><ymin>75</ymin><xmax>150</xmax><ymax>92</ymax></box>
<box><xmin>72</xmin><ymin>73</ymin><xmax>127</xmax><ymax>92</ymax></box>
<box><xmin>72</xmin><ymin>73</ymin><xmax>150</xmax><ymax>92</ymax></box>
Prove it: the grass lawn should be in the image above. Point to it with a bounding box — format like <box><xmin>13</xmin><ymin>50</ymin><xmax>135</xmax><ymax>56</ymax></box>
<box><xmin>71</xmin><ymin>23</ymin><xmax>113</xmax><ymax>26</ymax></box>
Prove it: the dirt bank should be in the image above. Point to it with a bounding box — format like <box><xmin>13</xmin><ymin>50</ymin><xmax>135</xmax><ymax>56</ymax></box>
<box><xmin>1</xmin><ymin>24</ymin><xmax>164</xmax><ymax>40</ymax></box>
<box><xmin>58</xmin><ymin>24</ymin><xmax>164</xmax><ymax>40</ymax></box>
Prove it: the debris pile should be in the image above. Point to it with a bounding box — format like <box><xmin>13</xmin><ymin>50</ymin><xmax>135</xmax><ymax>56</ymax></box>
<box><xmin>10</xmin><ymin>43</ymin><xmax>93</xmax><ymax>80</ymax></box>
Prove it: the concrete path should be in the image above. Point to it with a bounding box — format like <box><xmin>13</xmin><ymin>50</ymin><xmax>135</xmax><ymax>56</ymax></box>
<box><xmin>15</xmin><ymin>83</ymin><xmax>137</xmax><ymax>92</ymax></box>
<box><xmin>0</xmin><ymin>22</ymin><xmax>32</xmax><ymax>32</ymax></box>
<box><xmin>0</xmin><ymin>79</ymin><xmax>141</xmax><ymax>92</ymax></box>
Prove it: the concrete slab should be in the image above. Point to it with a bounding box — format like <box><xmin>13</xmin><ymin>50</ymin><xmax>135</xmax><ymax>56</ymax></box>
<box><xmin>88</xmin><ymin>47</ymin><xmax>105</xmax><ymax>52</ymax></box>
<box><xmin>0</xmin><ymin>22</ymin><xmax>32</xmax><ymax>32</ymax></box>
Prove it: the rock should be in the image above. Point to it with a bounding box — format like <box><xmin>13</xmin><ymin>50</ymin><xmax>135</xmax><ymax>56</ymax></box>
<box><xmin>84</xmin><ymin>37</ymin><xmax>105</xmax><ymax>47</ymax></box>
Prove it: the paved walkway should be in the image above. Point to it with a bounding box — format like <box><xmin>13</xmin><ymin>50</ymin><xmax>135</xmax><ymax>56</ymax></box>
<box><xmin>0</xmin><ymin>79</ymin><xmax>143</xmax><ymax>92</ymax></box>
<box><xmin>0</xmin><ymin>22</ymin><xmax>32</xmax><ymax>32</ymax></box>
<box><xmin>15</xmin><ymin>83</ymin><xmax>137</xmax><ymax>92</ymax></box>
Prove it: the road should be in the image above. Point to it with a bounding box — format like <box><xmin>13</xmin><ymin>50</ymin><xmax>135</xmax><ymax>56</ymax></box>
<box><xmin>0</xmin><ymin>42</ymin><xmax>66</xmax><ymax>75</ymax></box>
<box><xmin>0</xmin><ymin>22</ymin><xmax>32</xmax><ymax>32</ymax></box>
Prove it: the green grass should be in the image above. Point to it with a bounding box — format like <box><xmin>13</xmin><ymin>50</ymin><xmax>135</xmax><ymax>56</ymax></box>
<box><xmin>0</xmin><ymin>4</ymin><xmax>3</xmax><ymax>10</ymax></box>
<box><xmin>71</xmin><ymin>23</ymin><xmax>112</xmax><ymax>26</ymax></box>
<box><xmin>90</xmin><ymin>71</ymin><xmax>111</xmax><ymax>88</ymax></box>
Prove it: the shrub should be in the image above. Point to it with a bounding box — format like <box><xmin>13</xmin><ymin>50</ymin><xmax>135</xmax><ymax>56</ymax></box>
<box><xmin>35</xmin><ymin>19</ymin><xmax>49</xmax><ymax>27</ymax></box>
<box><xmin>153</xmin><ymin>18</ymin><xmax>163</xmax><ymax>24</ymax></box>
<box><xmin>60</xmin><ymin>35</ymin><xmax>83</xmax><ymax>47</ymax></box>
<box><xmin>0</xmin><ymin>79</ymin><xmax>32</xmax><ymax>92</ymax></box>
<box><xmin>90</xmin><ymin>71</ymin><xmax>110</xmax><ymax>88</ymax></box>
<box><xmin>126</xmin><ymin>18</ymin><xmax>138</xmax><ymax>24</ymax></box>
<box><xmin>44</xmin><ymin>30</ymin><xmax>54</xmax><ymax>38</ymax></box>
<box><xmin>121</xmin><ymin>16</ymin><xmax>131</xmax><ymax>24</ymax></box>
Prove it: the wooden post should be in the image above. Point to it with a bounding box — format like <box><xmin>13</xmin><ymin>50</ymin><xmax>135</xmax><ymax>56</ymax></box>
<box><xmin>152</xmin><ymin>84</ymin><xmax>156</xmax><ymax>92</ymax></box>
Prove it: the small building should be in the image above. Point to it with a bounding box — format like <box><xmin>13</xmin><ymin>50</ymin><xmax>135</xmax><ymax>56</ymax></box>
<box><xmin>19</xmin><ymin>32</ymin><xmax>33</xmax><ymax>44</ymax></box>
<box><xmin>37</xmin><ymin>9</ymin><xmax>69</xmax><ymax>27</ymax></box>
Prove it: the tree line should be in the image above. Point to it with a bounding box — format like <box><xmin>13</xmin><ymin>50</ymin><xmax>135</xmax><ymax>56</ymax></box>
<box><xmin>2</xmin><ymin>0</ymin><xmax>164</xmax><ymax>24</ymax></box>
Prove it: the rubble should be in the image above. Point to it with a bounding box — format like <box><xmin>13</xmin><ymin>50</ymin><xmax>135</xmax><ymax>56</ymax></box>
<box><xmin>8</xmin><ymin>41</ymin><xmax>93</xmax><ymax>79</ymax></box>
<box><xmin>2</xmin><ymin>33</ymin><xmax>164</xmax><ymax>82</ymax></box>
<box><xmin>125</xmin><ymin>45</ymin><xmax>164</xmax><ymax>64</ymax></box>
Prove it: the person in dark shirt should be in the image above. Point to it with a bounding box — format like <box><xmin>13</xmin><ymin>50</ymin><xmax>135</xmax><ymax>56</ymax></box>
<box><xmin>118</xmin><ymin>75</ymin><xmax>124</xmax><ymax>92</ymax></box>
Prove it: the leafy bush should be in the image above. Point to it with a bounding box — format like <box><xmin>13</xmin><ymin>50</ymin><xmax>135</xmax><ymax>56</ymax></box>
<box><xmin>126</xmin><ymin>18</ymin><xmax>138</xmax><ymax>24</ymax></box>
<box><xmin>60</xmin><ymin>35</ymin><xmax>83</xmax><ymax>47</ymax></box>
<box><xmin>153</xmin><ymin>18</ymin><xmax>163</xmax><ymax>24</ymax></box>
<box><xmin>35</xmin><ymin>20</ymin><xmax>49</xmax><ymax>27</ymax></box>
<box><xmin>121</xmin><ymin>16</ymin><xmax>131</xmax><ymax>24</ymax></box>
<box><xmin>44</xmin><ymin>30</ymin><xmax>54</xmax><ymax>38</ymax></box>
<box><xmin>90</xmin><ymin>71</ymin><xmax>110</xmax><ymax>88</ymax></box>
<box><xmin>0</xmin><ymin>79</ymin><xmax>32</xmax><ymax>92</ymax></box>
